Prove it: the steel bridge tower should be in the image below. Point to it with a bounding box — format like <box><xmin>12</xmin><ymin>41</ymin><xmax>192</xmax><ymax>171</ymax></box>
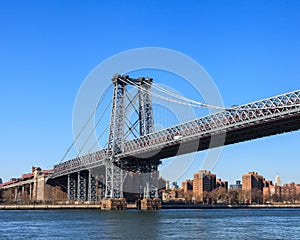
<box><xmin>105</xmin><ymin>75</ymin><xmax>156</xmax><ymax>199</ymax></box>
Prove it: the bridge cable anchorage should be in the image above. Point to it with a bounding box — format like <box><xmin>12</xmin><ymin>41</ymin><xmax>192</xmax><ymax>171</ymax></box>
<box><xmin>76</xmin><ymin>100</ymin><xmax>111</xmax><ymax>157</ymax></box>
<box><xmin>58</xmin><ymin>84</ymin><xmax>113</xmax><ymax>164</ymax></box>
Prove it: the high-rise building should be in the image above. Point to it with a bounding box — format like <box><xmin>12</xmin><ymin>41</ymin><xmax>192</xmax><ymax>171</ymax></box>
<box><xmin>242</xmin><ymin>172</ymin><xmax>264</xmax><ymax>203</ymax></box>
<box><xmin>264</xmin><ymin>180</ymin><xmax>273</xmax><ymax>188</ymax></box>
<box><xmin>182</xmin><ymin>180</ymin><xmax>193</xmax><ymax>192</ymax></box>
<box><xmin>275</xmin><ymin>174</ymin><xmax>281</xmax><ymax>186</ymax></box>
<box><xmin>193</xmin><ymin>170</ymin><xmax>216</xmax><ymax>202</ymax></box>
<box><xmin>158</xmin><ymin>177</ymin><xmax>167</xmax><ymax>191</ymax></box>
<box><xmin>216</xmin><ymin>179</ymin><xmax>228</xmax><ymax>190</ymax></box>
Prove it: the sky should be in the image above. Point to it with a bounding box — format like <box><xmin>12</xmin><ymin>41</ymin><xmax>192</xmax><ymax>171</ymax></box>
<box><xmin>0</xmin><ymin>0</ymin><xmax>299</xmax><ymax>185</ymax></box>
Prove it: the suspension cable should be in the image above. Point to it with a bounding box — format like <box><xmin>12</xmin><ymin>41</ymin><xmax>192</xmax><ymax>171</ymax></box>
<box><xmin>76</xmin><ymin>100</ymin><xmax>111</xmax><ymax>157</ymax></box>
<box><xmin>149</xmin><ymin>82</ymin><xmax>300</xmax><ymax>110</ymax></box>
<box><xmin>136</xmin><ymin>79</ymin><xmax>300</xmax><ymax>111</ymax></box>
<box><xmin>89</xmin><ymin>125</ymin><xmax>109</xmax><ymax>153</ymax></box>
<box><xmin>58</xmin><ymin>85</ymin><xmax>112</xmax><ymax>163</ymax></box>
<box><xmin>121</xmin><ymin>77</ymin><xmax>210</xmax><ymax>109</ymax></box>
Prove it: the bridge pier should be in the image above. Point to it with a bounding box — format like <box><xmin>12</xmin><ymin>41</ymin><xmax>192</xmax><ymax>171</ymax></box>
<box><xmin>138</xmin><ymin>198</ymin><xmax>161</xmax><ymax>210</ymax></box>
<box><xmin>100</xmin><ymin>198</ymin><xmax>127</xmax><ymax>210</ymax></box>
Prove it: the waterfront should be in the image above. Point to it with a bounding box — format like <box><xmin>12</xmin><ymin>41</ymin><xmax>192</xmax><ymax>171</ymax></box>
<box><xmin>0</xmin><ymin>209</ymin><xmax>299</xmax><ymax>239</ymax></box>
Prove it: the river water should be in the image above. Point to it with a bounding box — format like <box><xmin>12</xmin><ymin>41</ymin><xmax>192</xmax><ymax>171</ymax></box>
<box><xmin>0</xmin><ymin>209</ymin><xmax>299</xmax><ymax>239</ymax></box>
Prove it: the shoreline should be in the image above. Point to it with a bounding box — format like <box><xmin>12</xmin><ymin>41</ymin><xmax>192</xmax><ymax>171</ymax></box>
<box><xmin>161</xmin><ymin>204</ymin><xmax>300</xmax><ymax>209</ymax></box>
<box><xmin>1</xmin><ymin>203</ymin><xmax>300</xmax><ymax>210</ymax></box>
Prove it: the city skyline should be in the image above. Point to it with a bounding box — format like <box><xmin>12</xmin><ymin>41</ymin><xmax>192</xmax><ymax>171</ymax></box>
<box><xmin>0</xmin><ymin>1</ymin><xmax>300</xmax><ymax>184</ymax></box>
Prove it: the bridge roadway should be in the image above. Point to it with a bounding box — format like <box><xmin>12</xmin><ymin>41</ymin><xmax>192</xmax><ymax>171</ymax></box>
<box><xmin>0</xmin><ymin>179</ymin><xmax>34</xmax><ymax>190</ymax></box>
<box><xmin>51</xmin><ymin>90</ymin><xmax>300</xmax><ymax>178</ymax></box>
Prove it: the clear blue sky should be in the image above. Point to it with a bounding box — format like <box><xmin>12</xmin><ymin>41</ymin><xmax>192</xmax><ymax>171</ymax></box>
<box><xmin>0</xmin><ymin>0</ymin><xmax>299</xmax><ymax>185</ymax></box>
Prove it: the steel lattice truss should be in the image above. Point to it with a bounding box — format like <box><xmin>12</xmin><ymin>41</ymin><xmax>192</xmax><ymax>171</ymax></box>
<box><xmin>51</xmin><ymin>89</ymin><xmax>300</xmax><ymax>179</ymax></box>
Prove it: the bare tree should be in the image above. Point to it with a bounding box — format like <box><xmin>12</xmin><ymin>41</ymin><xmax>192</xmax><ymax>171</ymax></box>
<box><xmin>251</xmin><ymin>189</ymin><xmax>263</xmax><ymax>204</ymax></box>
<box><xmin>227</xmin><ymin>189</ymin><xmax>242</xmax><ymax>204</ymax></box>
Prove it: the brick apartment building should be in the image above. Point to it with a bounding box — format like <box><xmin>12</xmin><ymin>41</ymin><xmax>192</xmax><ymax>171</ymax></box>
<box><xmin>193</xmin><ymin>170</ymin><xmax>216</xmax><ymax>202</ymax></box>
<box><xmin>242</xmin><ymin>171</ymin><xmax>264</xmax><ymax>203</ymax></box>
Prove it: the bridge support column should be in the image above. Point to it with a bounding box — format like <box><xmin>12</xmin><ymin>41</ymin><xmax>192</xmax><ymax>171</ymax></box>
<box><xmin>77</xmin><ymin>172</ymin><xmax>87</xmax><ymax>202</ymax></box>
<box><xmin>14</xmin><ymin>187</ymin><xmax>17</xmax><ymax>201</ymax></box>
<box><xmin>21</xmin><ymin>185</ymin><xmax>24</xmax><ymax>200</ymax></box>
<box><xmin>88</xmin><ymin>170</ymin><xmax>97</xmax><ymax>202</ymax></box>
<box><xmin>67</xmin><ymin>174</ymin><xmax>76</xmax><ymax>202</ymax></box>
<box><xmin>102</xmin><ymin>161</ymin><xmax>127</xmax><ymax>210</ymax></box>
<box><xmin>143</xmin><ymin>181</ymin><xmax>150</xmax><ymax>199</ymax></box>
<box><xmin>105</xmin><ymin>162</ymin><xmax>124</xmax><ymax>199</ymax></box>
<box><xmin>29</xmin><ymin>183</ymin><xmax>32</xmax><ymax>201</ymax></box>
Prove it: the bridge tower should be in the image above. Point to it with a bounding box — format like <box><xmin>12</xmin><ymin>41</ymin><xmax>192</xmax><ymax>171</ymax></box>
<box><xmin>105</xmin><ymin>75</ymin><xmax>155</xmax><ymax>200</ymax></box>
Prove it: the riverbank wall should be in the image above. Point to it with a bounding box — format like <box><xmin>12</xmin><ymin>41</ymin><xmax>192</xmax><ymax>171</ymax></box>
<box><xmin>1</xmin><ymin>203</ymin><xmax>300</xmax><ymax>210</ymax></box>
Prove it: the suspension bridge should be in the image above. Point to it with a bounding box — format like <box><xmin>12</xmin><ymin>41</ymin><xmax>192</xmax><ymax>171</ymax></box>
<box><xmin>41</xmin><ymin>74</ymin><xmax>300</xmax><ymax>209</ymax></box>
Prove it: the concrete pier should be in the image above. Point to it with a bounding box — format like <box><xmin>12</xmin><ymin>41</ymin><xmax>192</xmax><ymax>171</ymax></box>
<box><xmin>100</xmin><ymin>198</ymin><xmax>127</xmax><ymax>210</ymax></box>
<box><xmin>139</xmin><ymin>198</ymin><xmax>161</xmax><ymax>210</ymax></box>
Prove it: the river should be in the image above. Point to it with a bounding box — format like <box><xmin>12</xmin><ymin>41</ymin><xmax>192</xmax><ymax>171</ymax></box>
<box><xmin>0</xmin><ymin>209</ymin><xmax>299</xmax><ymax>239</ymax></box>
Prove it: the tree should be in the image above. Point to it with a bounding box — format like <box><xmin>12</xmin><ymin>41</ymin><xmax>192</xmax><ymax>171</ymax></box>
<box><xmin>227</xmin><ymin>189</ymin><xmax>242</xmax><ymax>204</ymax></box>
<box><xmin>211</xmin><ymin>187</ymin><xmax>227</xmax><ymax>203</ymax></box>
<box><xmin>2</xmin><ymin>189</ymin><xmax>15</xmax><ymax>203</ymax></box>
<box><xmin>251</xmin><ymin>189</ymin><xmax>263</xmax><ymax>204</ymax></box>
<box><xmin>184</xmin><ymin>190</ymin><xmax>193</xmax><ymax>202</ymax></box>
<box><xmin>203</xmin><ymin>191</ymin><xmax>213</xmax><ymax>204</ymax></box>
